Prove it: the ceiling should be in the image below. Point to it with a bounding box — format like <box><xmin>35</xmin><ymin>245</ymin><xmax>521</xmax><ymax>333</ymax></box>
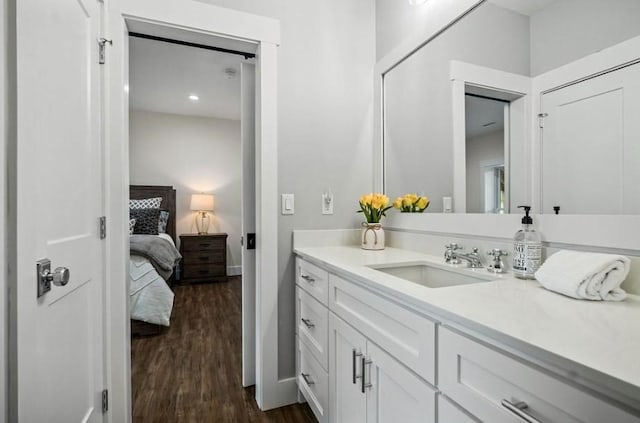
<box><xmin>465</xmin><ymin>95</ymin><xmax>505</xmax><ymax>138</ymax></box>
<box><xmin>488</xmin><ymin>0</ymin><xmax>558</xmax><ymax>16</ymax></box>
<box><xmin>129</xmin><ymin>36</ymin><xmax>247</xmax><ymax>120</ymax></box>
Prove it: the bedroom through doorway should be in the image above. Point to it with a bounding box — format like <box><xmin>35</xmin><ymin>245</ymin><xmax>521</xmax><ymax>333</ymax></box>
<box><xmin>124</xmin><ymin>30</ymin><xmax>296</xmax><ymax>420</ymax></box>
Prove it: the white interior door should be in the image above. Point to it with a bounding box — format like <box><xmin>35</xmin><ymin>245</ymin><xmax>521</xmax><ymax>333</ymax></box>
<box><xmin>541</xmin><ymin>62</ymin><xmax>640</xmax><ymax>214</ymax></box>
<box><xmin>241</xmin><ymin>61</ymin><xmax>257</xmax><ymax>387</ymax></box>
<box><xmin>15</xmin><ymin>0</ymin><xmax>105</xmax><ymax>421</ymax></box>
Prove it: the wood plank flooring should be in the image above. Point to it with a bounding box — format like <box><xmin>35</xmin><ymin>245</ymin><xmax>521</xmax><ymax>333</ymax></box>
<box><xmin>132</xmin><ymin>276</ymin><xmax>316</xmax><ymax>423</ymax></box>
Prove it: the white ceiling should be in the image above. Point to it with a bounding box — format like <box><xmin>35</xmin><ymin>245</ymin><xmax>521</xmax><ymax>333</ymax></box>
<box><xmin>488</xmin><ymin>0</ymin><xmax>558</xmax><ymax>16</ymax></box>
<box><xmin>129</xmin><ymin>36</ymin><xmax>247</xmax><ymax>120</ymax></box>
<box><xmin>465</xmin><ymin>95</ymin><xmax>505</xmax><ymax>138</ymax></box>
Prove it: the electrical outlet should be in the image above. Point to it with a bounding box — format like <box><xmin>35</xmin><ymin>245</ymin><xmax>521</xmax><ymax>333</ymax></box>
<box><xmin>322</xmin><ymin>192</ymin><xmax>334</xmax><ymax>215</ymax></box>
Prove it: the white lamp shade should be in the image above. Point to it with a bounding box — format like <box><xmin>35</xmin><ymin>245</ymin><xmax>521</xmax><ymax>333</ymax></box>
<box><xmin>190</xmin><ymin>194</ymin><xmax>214</xmax><ymax>211</ymax></box>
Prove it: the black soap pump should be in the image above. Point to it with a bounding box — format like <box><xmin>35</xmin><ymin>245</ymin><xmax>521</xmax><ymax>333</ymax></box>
<box><xmin>512</xmin><ymin>206</ymin><xmax>542</xmax><ymax>279</ymax></box>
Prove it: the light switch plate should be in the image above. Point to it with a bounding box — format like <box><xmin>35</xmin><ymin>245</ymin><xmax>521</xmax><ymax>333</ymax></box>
<box><xmin>322</xmin><ymin>192</ymin><xmax>334</xmax><ymax>215</ymax></box>
<box><xmin>281</xmin><ymin>193</ymin><xmax>294</xmax><ymax>215</ymax></box>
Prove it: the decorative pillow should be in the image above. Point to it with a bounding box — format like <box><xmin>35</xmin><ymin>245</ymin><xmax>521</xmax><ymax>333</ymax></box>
<box><xmin>129</xmin><ymin>218</ymin><xmax>136</xmax><ymax>236</ymax></box>
<box><xmin>129</xmin><ymin>197</ymin><xmax>162</xmax><ymax>209</ymax></box>
<box><xmin>158</xmin><ymin>210</ymin><xmax>170</xmax><ymax>234</ymax></box>
<box><xmin>129</xmin><ymin>208</ymin><xmax>161</xmax><ymax>235</ymax></box>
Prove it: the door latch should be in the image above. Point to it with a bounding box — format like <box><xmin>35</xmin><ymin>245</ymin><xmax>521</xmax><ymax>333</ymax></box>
<box><xmin>247</xmin><ymin>233</ymin><xmax>256</xmax><ymax>250</ymax></box>
<box><xmin>37</xmin><ymin>259</ymin><xmax>70</xmax><ymax>298</ymax></box>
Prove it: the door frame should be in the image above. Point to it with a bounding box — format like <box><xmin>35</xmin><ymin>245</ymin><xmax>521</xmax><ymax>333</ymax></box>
<box><xmin>104</xmin><ymin>1</ymin><xmax>288</xmax><ymax>421</ymax></box>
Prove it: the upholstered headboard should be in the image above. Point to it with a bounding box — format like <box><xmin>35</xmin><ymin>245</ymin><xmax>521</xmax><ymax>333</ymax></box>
<box><xmin>129</xmin><ymin>185</ymin><xmax>177</xmax><ymax>243</ymax></box>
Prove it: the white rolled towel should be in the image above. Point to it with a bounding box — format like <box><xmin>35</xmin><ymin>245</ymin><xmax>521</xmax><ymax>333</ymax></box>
<box><xmin>534</xmin><ymin>250</ymin><xmax>630</xmax><ymax>301</ymax></box>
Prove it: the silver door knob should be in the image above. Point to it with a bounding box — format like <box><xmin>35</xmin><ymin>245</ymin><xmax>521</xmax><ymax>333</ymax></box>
<box><xmin>43</xmin><ymin>267</ymin><xmax>70</xmax><ymax>286</ymax></box>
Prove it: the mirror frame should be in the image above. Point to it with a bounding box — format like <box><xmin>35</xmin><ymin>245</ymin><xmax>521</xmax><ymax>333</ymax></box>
<box><xmin>372</xmin><ymin>0</ymin><xmax>640</xmax><ymax>251</ymax></box>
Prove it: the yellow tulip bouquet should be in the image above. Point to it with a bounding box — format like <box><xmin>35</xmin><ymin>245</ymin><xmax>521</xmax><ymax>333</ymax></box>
<box><xmin>393</xmin><ymin>193</ymin><xmax>430</xmax><ymax>213</ymax></box>
<box><xmin>358</xmin><ymin>193</ymin><xmax>392</xmax><ymax>223</ymax></box>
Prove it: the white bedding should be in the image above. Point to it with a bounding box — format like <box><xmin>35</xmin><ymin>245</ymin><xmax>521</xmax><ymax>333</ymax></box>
<box><xmin>129</xmin><ymin>234</ymin><xmax>175</xmax><ymax>326</ymax></box>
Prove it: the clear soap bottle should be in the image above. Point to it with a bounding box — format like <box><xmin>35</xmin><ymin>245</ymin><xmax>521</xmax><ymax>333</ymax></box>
<box><xmin>512</xmin><ymin>206</ymin><xmax>542</xmax><ymax>279</ymax></box>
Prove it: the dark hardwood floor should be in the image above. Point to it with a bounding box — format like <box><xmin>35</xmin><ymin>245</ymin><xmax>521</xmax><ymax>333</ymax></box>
<box><xmin>132</xmin><ymin>276</ymin><xmax>316</xmax><ymax>423</ymax></box>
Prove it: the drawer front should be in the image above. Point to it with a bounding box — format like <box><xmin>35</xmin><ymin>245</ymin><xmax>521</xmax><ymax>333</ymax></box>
<box><xmin>438</xmin><ymin>396</ymin><xmax>479</xmax><ymax>423</ymax></box>
<box><xmin>439</xmin><ymin>327</ymin><xmax>640</xmax><ymax>423</ymax></box>
<box><xmin>329</xmin><ymin>274</ymin><xmax>436</xmax><ymax>384</ymax></box>
<box><xmin>183</xmin><ymin>263</ymin><xmax>225</xmax><ymax>279</ymax></box>
<box><xmin>296</xmin><ymin>258</ymin><xmax>329</xmax><ymax>306</ymax></box>
<box><xmin>297</xmin><ymin>288</ymin><xmax>329</xmax><ymax>371</ymax></box>
<box><xmin>182</xmin><ymin>237</ymin><xmax>225</xmax><ymax>252</ymax></box>
<box><xmin>299</xmin><ymin>342</ymin><xmax>329</xmax><ymax>423</ymax></box>
<box><xmin>183</xmin><ymin>251</ymin><xmax>225</xmax><ymax>265</ymax></box>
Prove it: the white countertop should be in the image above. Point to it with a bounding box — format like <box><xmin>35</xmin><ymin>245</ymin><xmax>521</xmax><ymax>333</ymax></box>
<box><xmin>294</xmin><ymin>245</ymin><xmax>640</xmax><ymax>404</ymax></box>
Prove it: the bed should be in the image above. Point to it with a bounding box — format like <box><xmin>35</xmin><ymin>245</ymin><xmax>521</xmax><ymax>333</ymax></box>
<box><xmin>129</xmin><ymin>185</ymin><xmax>180</xmax><ymax>336</ymax></box>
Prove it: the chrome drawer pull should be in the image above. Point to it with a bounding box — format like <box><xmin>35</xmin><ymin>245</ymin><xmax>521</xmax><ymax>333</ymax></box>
<box><xmin>361</xmin><ymin>357</ymin><xmax>372</xmax><ymax>393</ymax></box>
<box><xmin>301</xmin><ymin>373</ymin><xmax>315</xmax><ymax>386</ymax></box>
<box><xmin>352</xmin><ymin>349</ymin><xmax>363</xmax><ymax>384</ymax></box>
<box><xmin>301</xmin><ymin>318</ymin><xmax>315</xmax><ymax>328</ymax></box>
<box><xmin>501</xmin><ymin>399</ymin><xmax>542</xmax><ymax>423</ymax></box>
<box><xmin>301</xmin><ymin>274</ymin><xmax>316</xmax><ymax>283</ymax></box>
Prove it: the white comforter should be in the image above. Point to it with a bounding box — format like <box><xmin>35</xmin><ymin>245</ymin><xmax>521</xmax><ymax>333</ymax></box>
<box><xmin>129</xmin><ymin>234</ymin><xmax>175</xmax><ymax>326</ymax></box>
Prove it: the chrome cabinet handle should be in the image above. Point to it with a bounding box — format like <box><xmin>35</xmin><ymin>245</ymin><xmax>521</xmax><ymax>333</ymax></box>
<box><xmin>361</xmin><ymin>357</ymin><xmax>372</xmax><ymax>393</ymax></box>
<box><xmin>501</xmin><ymin>399</ymin><xmax>542</xmax><ymax>423</ymax></box>
<box><xmin>301</xmin><ymin>274</ymin><xmax>315</xmax><ymax>283</ymax></box>
<box><xmin>301</xmin><ymin>318</ymin><xmax>315</xmax><ymax>328</ymax></box>
<box><xmin>301</xmin><ymin>372</ymin><xmax>315</xmax><ymax>386</ymax></box>
<box><xmin>352</xmin><ymin>349</ymin><xmax>363</xmax><ymax>384</ymax></box>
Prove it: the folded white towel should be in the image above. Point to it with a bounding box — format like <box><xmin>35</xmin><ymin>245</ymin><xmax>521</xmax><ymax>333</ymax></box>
<box><xmin>535</xmin><ymin>250</ymin><xmax>630</xmax><ymax>301</ymax></box>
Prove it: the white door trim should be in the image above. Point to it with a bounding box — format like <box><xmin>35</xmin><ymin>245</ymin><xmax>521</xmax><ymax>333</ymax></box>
<box><xmin>0</xmin><ymin>0</ymin><xmax>8</xmax><ymax>419</ymax></box>
<box><xmin>104</xmin><ymin>2</ymin><xmax>287</xmax><ymax>421</ymax></box>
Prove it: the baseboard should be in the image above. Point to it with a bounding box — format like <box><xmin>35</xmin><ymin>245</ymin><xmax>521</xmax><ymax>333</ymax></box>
<box><xmin>227</xmin><ymin>265</ymin><xmax>242</xmax><ymax>276</ymax></box>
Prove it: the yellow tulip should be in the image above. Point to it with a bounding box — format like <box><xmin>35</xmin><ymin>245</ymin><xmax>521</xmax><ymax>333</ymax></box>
<box><xmin>360</xmin><ymin>194</ymin><xmax>373</xmax><ymax>205</ymax></box>
<box><xmin>371</xmin><ymin>198</ymin><xmax>382</xmax><ymax>209</ymax></box>
<box><xmin>393</xmin><ymin>197</ymin><xmax>402</xmax><ymax>209</ymax></box>
<box><xmin>417</xmin><ymin>196</ymin><xmax>428</xmax><ymax>209</ymax></box>
<box><xmin>380</xmin><ymin>195</ymin><xmax>389</xmax><ymax>208</ymax></box>
<box><xmin>402</xmin><ymin>197</ymin><xmax>412</xmax><ymax>207</ymax></box>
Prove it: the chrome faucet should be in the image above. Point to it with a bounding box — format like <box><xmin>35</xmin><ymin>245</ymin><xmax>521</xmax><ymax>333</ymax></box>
<box><xmin>487</xmin><ymin>249</ymin><xmax>508</xmax><ymax>273</ymax></box>
<box><xmin>445</xmin><ymin>244</ymin><xmax>483</xmax><ymax>268</ymax></box>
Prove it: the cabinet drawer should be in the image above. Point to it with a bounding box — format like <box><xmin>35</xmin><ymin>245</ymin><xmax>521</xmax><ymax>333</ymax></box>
<box><xmin>329</xmin><ymin>274</ymin><xmax>436</xmax><ymax>384</ymax></box>
<box><xmin>183</xmin><ymin>251</ymin><xmax>225</xmax><ymax>265</ymax></box>
<box><xmin>438</xmin><ymin>395</ymin><xmax>479</xmax><ymax>423</ymax></box>
<box><xmin>297</xmin><ymin>288</ymin><xmax>329</xmax><ymax>371</ymax></box>
<box><xmin>296</xmin><ymin>258</ymin><xmax>329</xmax><ymax>306</ymax></box>
<box><xmin>183</xmin><ymin>263</ymin><xmax>225</xmax><ymax>279</ymax></box>
<box><xmin>439</xmin><ymin>327</ymin><xmax>640</xmax><ymax>423</ymax></box>
<box><xmin>182</xmin><ymin>237</ymin><xmax>225</xmax><ymax>252</ymax></box>
<box><xmin>299</xmin><ymin>342</ymin><xmax>329</xmax><ymax>423</ymax></box>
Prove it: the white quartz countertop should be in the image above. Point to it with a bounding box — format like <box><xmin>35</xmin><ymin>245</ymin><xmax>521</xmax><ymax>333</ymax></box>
<box><xmin>294</xmin><ymin>245</ymin><xmax>640</xmax><ymax>404</ymax></box>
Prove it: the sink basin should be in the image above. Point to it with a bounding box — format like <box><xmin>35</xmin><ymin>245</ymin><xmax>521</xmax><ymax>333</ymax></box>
<box><xmin>368</xmin><ymin>262</ymin><xmax>493</xmax><ymax>288</ymax></box>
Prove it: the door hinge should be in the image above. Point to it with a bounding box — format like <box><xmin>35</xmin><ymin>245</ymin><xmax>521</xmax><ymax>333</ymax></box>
<box><xmin>102</xmin><ymin>389</ymin><xmax>108</xmax><ymax>413</ymax></box>
<box><xmin>537</xmin><ymin>112</ymin><xmax>548</xmax><ymax>128</ymax></box>
<box><xmin>98</xmin><ymin>38</ymin><xmax>112</xmax><ymax>65</ymax></box>
<box><xmin>99</xmin><ymin>216</ymin><xmax>107</xmax><ymax>239</ymax></box>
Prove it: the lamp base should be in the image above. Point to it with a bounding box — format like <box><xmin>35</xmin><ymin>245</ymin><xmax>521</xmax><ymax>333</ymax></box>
<box><xmin>195</xmin><ymin>212</ymin><xmax>210</xmax><ymax>234</ymax></box>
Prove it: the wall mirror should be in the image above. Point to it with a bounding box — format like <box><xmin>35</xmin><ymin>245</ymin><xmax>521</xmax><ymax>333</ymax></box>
<box><xmin>382</xmin><ymin>0</ymin><xmax>640</xmax><ymax>214</ymax></box>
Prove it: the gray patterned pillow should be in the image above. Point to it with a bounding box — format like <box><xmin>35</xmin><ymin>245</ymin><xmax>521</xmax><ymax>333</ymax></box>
<box><xmin>158</xmin><ymin>210</ymin><xmax>170</xmax><ymax>233</ymax></box>
<box><xmin>129</xmin><ymin>218</ymin><xmax>136</xmax><ymax>236</ymax></box>
<box><xmin>129</xmin><ymin>197</ymin><xmax>162</xmax><ymax>209</ymax></box>
<box><xmin>129</xmin><ymin>208</ymin><xmax>161</xmax><ymax>235</ymax></box>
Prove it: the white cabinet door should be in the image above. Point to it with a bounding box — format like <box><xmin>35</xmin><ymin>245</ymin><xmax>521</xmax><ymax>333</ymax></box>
<box><xmin>365</xmin><ymin>341</ymin><xmax>436</xmax><ymax>423</ymax></box>
<box><xmin>15</xmin><ymin>0</ymin><xmax>105</xmax><ymax>421</ymax></box>
<box><xmin>541</xmin><ymin>61</ymin><xmax>640</xmax><ymax>214</ymax></box>
<box><xmin>329</xmin><ymin>313</ymin><xmax>367</xmax><ymax>423</ymax></box>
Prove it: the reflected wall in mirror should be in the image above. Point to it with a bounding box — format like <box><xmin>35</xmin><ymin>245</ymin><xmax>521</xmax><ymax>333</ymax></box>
<box><xmin>382</xmin><ymin>0</ymin><xmax>640</xmax><ymax>214</ymax></box>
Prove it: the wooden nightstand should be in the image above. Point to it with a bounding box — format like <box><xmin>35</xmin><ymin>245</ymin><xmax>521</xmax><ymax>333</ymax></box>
<box><xmin>179</xmin><ymin>233</ymin><xmax>228</xmax><ymax>283</ymax></box>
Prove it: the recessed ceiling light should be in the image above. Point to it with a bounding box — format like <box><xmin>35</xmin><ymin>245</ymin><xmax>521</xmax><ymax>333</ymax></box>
<box><xmin>189</xmin><ymin>94</ymin><xmax>199</xmax><ymax>101</ymax></box>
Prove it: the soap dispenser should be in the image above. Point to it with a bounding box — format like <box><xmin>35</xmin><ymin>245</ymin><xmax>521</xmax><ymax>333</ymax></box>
<box><xmin>513</xmin><ymin>206</ymin><xmax>542</xmax><ymax>279</ymax></box>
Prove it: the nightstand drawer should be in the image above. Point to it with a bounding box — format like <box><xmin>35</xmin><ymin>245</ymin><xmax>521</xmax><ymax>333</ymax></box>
<box><xmin>183</xmin><ymin>251</ymin><xmax>225</xmax><ymax>265</ymax></box>
<box><xmin>183</xmin><ymin>263</ymin><xmax>225</xmax><ymax>279</ymax></box>
<box><xmin>182</xmin><ymin>237</ymin><xmax>225</xmax><ymax>252</ymax></box>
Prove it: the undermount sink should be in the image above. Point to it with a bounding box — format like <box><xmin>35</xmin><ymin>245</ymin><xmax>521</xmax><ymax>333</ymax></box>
<box><xmin>368</xmin><ymin>262</ymin><xmax>494</xmax><ymax>288</ymax></box>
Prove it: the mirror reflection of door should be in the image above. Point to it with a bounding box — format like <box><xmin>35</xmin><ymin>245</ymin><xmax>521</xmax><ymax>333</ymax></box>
<box><xmin>465</xmin><ymin>94</ymin><xmax>509</xmax><ymax>214</ymax></box>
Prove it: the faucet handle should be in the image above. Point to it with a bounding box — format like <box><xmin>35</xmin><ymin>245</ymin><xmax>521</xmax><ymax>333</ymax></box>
<box><xmin>471</xmin><ymin>247</ymin><xmax>479</xmax><ymax>254</ymax></box>
<box><xmin>445</xmin><ymin>243</ymin><xmax>462</xmax><ymax>251</ymax></box>
<box><xmin>487</xmin><ymin>248</ymin><xmax>508</xmax><ymax>258</ymax></box>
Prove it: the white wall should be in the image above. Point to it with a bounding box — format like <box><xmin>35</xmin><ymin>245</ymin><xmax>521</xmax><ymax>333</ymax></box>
<box><xmin>196</xmin><ymin>0</ymin><xmax>376</xmax><ymax>378</ymax></box>
<box><xmin>530</xmin><ymin>0</ymin><xmax>640</xmax><ymax>76</ymax></box>
<box><xmin>0</xmin><ymin>0</ymin><xmax>7</xmax><ymax>419</ymax></box>
<box><xmin>129</xmin><ymin>110</ymin><xmax>243</xmax><ymax>275</ymax></box>
<box><xmin>465</xmin><ymin>130</ymin><xmax>503</xmax><ymax>213</ymax></box>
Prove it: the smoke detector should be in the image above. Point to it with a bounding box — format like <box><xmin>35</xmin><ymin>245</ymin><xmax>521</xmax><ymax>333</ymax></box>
<box><xmin>224</xmin><ymin>68</ymin><xmax>237</xmax><ymax>79</ymax></box>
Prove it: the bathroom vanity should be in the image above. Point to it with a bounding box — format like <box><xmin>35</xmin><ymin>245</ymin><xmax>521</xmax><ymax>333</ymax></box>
<box><xmin>293</xmin><ymin>243</ymin><xmax>640</xmax><ymax>423</ymax></box>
